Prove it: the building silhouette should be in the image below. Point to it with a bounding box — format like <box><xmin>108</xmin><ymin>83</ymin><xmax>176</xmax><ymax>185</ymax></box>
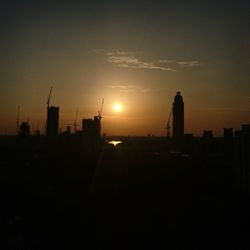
<box><xmin>82</xmin><ymin>116</ymin><xmax>101</xmax><ymax>138</ymax></box>
<box><xmin>19</xmin><ymin>122</ymin><xmax>30</xmax><ymax>137</ymax></box>
<box><xmin>47</xmin><ymin>106</ymin><xmax>59</xmax><ymax>137</ymax></box>
<box><xmin>224</xmin><ymin>128</ymin><xmax>233</xmax><ymax>139</ymax></box>
<box><xmin>172</xmin><ymin>91</ymin><xmax>184</xmax><ymax>140</ymax></box>
<box><xmin>223</xmin><ymin>128</ymin><xmax>234</xmax><ymax>157</ymax></box>
<box><xmin>66</xmin><ymin>126</ymin><xmax>71</xmax><ymax>135</ymax></box>
<box><xmin>235</xmin><ymin>124</ymin><xmax>250</xmax><ymax>193</ymax></box>
<box><xmin>203</xmin><ymin>130</ymin><xmax>213</xmax><ymax>139</ymax></box>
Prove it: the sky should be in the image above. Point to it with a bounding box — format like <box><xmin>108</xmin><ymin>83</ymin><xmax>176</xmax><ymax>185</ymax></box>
<box><xmin>0</xmin><ymin>0</ymin><xmax>249</xmax><ymax>136</ymax></box>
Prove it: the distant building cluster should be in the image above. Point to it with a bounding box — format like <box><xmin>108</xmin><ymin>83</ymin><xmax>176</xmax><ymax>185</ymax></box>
<box><xmin>170</xmin><ymin>91</ymin><xmax>249</xmax><ymax>194</ymax></box>
<box><xmin>44</xmin><ymin>106</ymin><xmax>101</xmax><ymax>139</ymax></box>
<box><xmin>17</xmin><ymin>90</ymin><xmax>249</xmax><ymax>145</ymax></box>
<box><xmin>14</xmin><ymin>90</ymin><xmax>250</xmax><ymax>195</ymax></box>
<box><xmin>17</xmin><ymin>88</ymin><xmax>103</xmax><ymax>140</ymax></box>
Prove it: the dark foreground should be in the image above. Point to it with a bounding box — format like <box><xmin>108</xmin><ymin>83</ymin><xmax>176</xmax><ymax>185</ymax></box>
<box><xmin>0</xmin><ymin>136</ymin><xmax>249</xmax><ymax>249</ymax></box>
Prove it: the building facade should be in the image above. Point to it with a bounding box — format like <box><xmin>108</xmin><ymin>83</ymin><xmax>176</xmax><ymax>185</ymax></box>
<box><xmin>82</xmin><ymin>116</ymin><xmax>101</xmax><ymax>138</ymax></box>
<box><xmin>47</xmin><ymin>106</ymin><xmax>59</xmax><ymax>137</ymax></box>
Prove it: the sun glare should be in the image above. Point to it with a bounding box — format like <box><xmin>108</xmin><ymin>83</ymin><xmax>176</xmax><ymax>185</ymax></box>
<box><xmin>113</xmin><ymin>103</ymin><xmax>122</xmax><ymax>112</ymax></box>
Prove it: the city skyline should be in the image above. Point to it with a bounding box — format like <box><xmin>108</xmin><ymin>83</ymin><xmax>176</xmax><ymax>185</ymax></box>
<box><xmin>1</xmin><ymin>1</ymin><xmax>249</xmax><ymax>136</ymax></box>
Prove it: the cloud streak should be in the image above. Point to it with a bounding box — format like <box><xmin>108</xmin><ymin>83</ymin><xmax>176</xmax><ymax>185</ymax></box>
<box><xmin>159</xmin><ymin>59</ymin><xmax>200</xmax><ymax>67</ymax></box>
<box><xmin>109</xmin><ymin>84</ymin><xmax>170</xmax><ymax>93</ymax></box>
<box><xmin>177</xmin><ymin>61</ymin><xmax>200</xmax><ymax>67</ymax></box>
<box><xmin>106</xmin><ymin>51</ymin><xmax>176</xmax><ymax>72</ymax></box>
<box><xmin>91</xmin><ymin>49</ymin><xmax>200</xmax><ymax>71</ymax></box>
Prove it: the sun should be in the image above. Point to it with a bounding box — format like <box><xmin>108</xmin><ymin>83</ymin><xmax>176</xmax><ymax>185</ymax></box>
<box><xmin>113</xmin><ymin>103</ymin><xmax>122</xmax><ymax>112</ymax></box>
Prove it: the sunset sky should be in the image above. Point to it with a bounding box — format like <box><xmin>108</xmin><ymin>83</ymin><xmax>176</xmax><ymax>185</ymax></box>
<box><xmin>1</xmin><ymin>0</ymin><xmax>249</xmax><ymax>136</ymax></box>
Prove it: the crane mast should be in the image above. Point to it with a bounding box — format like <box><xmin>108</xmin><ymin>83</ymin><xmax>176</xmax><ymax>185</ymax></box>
<box><xmin>98</xmin><ymin>98</ymin><xmax>104</xmax><ymax>119</ymax></box>
<box><xmin>47</xmin><ymin>86</ymin><xmax>53</xmax><ymax>108</ymax></box>
<box><xmin>46</xmin><ymin>86</ymin><xmax>53</xmax><ymax>135</ymax></box>
<box><xmin>65</xmin><ymin>108</ymin><xmax>79</xmax><ymax>133</ymax></box>
<box><xmin>74</xmin><ymin>108</ymin><xmax>79</xmax><ymax>133</ymax></box>
<box><xmin>166</xmin><ymin>106</ymin><xmax>173</xmax><ymax>138</ymax></box>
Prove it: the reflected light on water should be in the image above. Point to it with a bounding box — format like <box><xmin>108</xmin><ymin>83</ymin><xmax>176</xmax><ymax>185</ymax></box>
<box><xmin>108</xmin><ymin>140</ymin><xmax>122</xmax><ymax>146</ymax></box>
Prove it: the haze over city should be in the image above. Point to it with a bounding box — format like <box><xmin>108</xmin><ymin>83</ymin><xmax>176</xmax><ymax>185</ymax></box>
<box><xmin>1</xmin><ymin>0</ymin><xmax>249</xmax><ymax>136</ymax></box>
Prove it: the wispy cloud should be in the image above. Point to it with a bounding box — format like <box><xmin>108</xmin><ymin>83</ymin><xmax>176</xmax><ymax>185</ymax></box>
<box><xmin>91</xmin><ymin>49</ymin><xmax>200</xmax><ymax>71</ymax></box>
<box><xmin>177</xmin><ymin>61</ymin><xmax>200</xmax><ymax>67</ymax></box>
<box><xmin>109</xmin><ymin>85</ymin><xmax>151</xmax><ymax>93</ymax></box>
<box><xmin>159</xmin><ymin>59</ymin><xmax>200</xmax><ymax>67</ymax></box>
<box><xmin>109</xmin><ymin>84</ymin><xmax>170</xmax><ymax>93</ymax></box>
<box><xmin>106</xmin><ymin>50</ymin><xmax>133</xmax><ymax>56</ymax></box>
<box><xmin>158</xmin><ymin>59</ymin><xmax>173</xmax><ymax>64</ymax></box>
<box><xmin>106</xmin><ymin>50</ymin><xmax>176</xmax><ymax>72</ymax></box>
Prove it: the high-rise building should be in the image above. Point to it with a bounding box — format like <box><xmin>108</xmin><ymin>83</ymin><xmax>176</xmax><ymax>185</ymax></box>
<box><xmin>172</xmin><ymin>91</ymin><xmax>184</xmax><ymax>140</ymax></box>
<box><xmin>82</xmin><ymin>116</ymin><xmax>101</xmax><ymax>138</ymax></box>
<box><xmin>47</xmin><ymin>106</ymin><xmax>59</xmax><ymax>137</ymax></box>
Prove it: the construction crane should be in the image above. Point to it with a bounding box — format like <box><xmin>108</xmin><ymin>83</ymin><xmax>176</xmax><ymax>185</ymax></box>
<box><xmin>16</xmin><ymin>105</ymin><xmax>20</xmax><ymax>135</ymax></box>
<box><xmin>32</xmin><ymin>121</ymin><xmax>40</xmax><ymax>135</ymax></box>
<box><xmin>98</xmin><ymin>98</ymin><xmax>104</xmax><ymax>119</ymax></box>
<box><xmin>36</xmin><ymin>121</ymin><xmax>40</xmax><ymax>135</ymax></box>
<box><xmin>65</xmin><ymin>108</ymin><xmax>80</xmax><ymax>133</ymax></box>
<box><xmin>47</xmin><ymin>86</ymin><xmax>53</xmax><ymax>108</ymax></box>
<box><xmin>32</xmin><ymin>123</ymin><xmax>35</xmax><ymax>135</ymax></box>
<box><xmin>166</xmin><ymin>106</ymin><xmax>173</xmax><ymax>138</ymax></box>
<box><xmin>73</xmin><ymin>108</ymin><xmax>79</xmax><ymax>133</ymax></box>
<box><xmin>45</xmin><ymin>86</ymin><xmax>53</xmax><ymax>134</ymax></box>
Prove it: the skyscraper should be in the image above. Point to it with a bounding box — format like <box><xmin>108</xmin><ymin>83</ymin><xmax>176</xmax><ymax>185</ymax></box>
<box><xmin>47</xmin><ymin>106</ymin><xmax>59</xmax><ymax>137</ymax></box>
<box><xmin>82</xmin><ymin>116</ymin><xmax>101</xmax><ymax>138</ymax></box>
<box><xmin>172</xmin><ymin>91</ymin><xmax>184</xmax><ymax>140</ymax></box>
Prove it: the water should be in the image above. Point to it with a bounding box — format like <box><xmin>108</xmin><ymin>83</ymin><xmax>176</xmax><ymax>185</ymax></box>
<box><xmin>108</xmin><ymin>140</ymin><xmax>122</xmax><ymax>146</ymax></box>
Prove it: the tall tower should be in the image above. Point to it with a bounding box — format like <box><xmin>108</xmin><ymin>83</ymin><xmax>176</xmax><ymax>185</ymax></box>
<box><xmin>172</xmin><ymin>91</ymin><xmax>184</xmax><ymax>140</ymax></box>
<box><xmin>47</xmin><ymin>106</ymin><xmax>59</xmax><ymax>137</ymax></box>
